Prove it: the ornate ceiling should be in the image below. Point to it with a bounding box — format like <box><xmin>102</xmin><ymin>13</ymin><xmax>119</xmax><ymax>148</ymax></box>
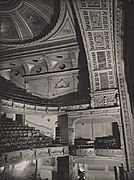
<box><xmin>0</xmin><ymin>0</ymin><xmax>59</xmax><ymax>44</ymax></box>
<box><xmin>0</xmin><ymin>0</ymin><xmax>89</xmax><ymax>101</ymax></box>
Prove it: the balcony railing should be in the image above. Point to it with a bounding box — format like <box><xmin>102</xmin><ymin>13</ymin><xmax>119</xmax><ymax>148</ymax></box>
<box><xmin>69</xmin><ymin>145</ymin><xmax>124</xmax><ymax>157</ymax></box>
<box><xmin>70</xmin><ymin>147</ymin><xmax>95</xmax><ymax>156</ymax></box>
<box><xmin>95</xmin><ymin>149</ymin><xmax>124</xmax><ymax>157</ymax></box>
<box><xmin>0</xmin><ymin>146</ymin><xmax>69</xmax><ymax>167</ymax></box>
<box><xmin>0</xmin><ymin>98</ymin><xmax>89</xmax><ymax>113</ymax></box>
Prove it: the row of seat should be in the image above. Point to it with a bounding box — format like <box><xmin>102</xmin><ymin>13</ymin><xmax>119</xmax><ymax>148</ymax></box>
<box><xmin>74</xmin><ymin>136</ymin><xmax>121</xmax><ymax>149</ymax></box>
<box><xmin>94</xmin><ymin>136</ymin><xmax>121</xmax><ymax>149</ymax></box>
<box><xmin>0</xmin><ymin>118</ymin><xmax>53</xmax><ymax>154</ymax></box>
<box><xmin>0</xmin><ymin>76</ymin><xmax>42</xmax><ymax>104</ymax></box>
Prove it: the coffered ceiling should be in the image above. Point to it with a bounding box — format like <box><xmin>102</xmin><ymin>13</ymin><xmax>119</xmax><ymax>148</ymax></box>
<box><xmin>0</xmin><ymin>0</ymin><xmax>59</xmax><ymax>44</ymax></box>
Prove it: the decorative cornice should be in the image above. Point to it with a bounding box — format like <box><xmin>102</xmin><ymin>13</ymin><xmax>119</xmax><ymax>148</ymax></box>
<box><xmin>0</xmin><ymin>38</ymin><xmax>78</xmax><ymax>61</ymax></box>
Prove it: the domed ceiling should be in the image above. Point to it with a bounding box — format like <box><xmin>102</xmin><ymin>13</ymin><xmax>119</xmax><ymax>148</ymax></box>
<box><xmin>0</xmin><ymin>0</ymin><xmax>59</xmax><ymax>44</ymax></box>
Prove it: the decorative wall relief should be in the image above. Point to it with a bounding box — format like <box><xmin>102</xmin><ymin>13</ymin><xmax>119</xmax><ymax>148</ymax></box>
<box><xmin>94</xmin><ymin>32</ymin><xmax>104</xmax><ymax>48</ymax></box>
<box><xmin>108</xmin><ymin>70</ymin><xmax>114</xmax><ymax>88</ymax></box>
<box><xmin>14</xmin><ymin>102</ymin><xmax>24</xmax><ymax>109</ymax></box>
<box><xmin>102</xmin><ymin>11</ymin><xmax>109</xmax><ymax>29</ymax></box>
<box><xmin>97</xmin><ymin>51</ymin><xmax>106</xmax><ymax>69</ymax></box>
<box><xmin>1</xmin><ymin>99</ymin><xmax>13</xmax><ymax>107</ymax></box>
<box><xmin>101</xmin><ymin>0</ymin><xmax>108</xmax><ymax>8</ymax></box>
<box><xmin>55</xmin><ymin>78</ymin><xmax>70</xmax><ymax>89</ymax></box>
<box><xmin>6</xmin><ymin>151</ymin><xmax>21</xmax><ymax>163</ymax></box>
<box><xmin>53</xmin><ymin>61</ymin><xmax>73</xmax><ymax>71</ymax></box>
<box><xmin>91</xmin><ymin>52</ymin><xmax>97</xmax><ymax>70</ymax></box>
<box><xmin>80</xmin><ymin>0</ymin><xmax>87</xmax><ymax>8</ymax></box>
<box><xmin>104</xmin><ymin>31</ymin><xmax>110</xmax><ymax>48</ymax></box>
<box><xmin>106</xmin><ymin>50</ymin><xmax>112</xmax><ymax>68</ymax></box>
<box><xmin>59</xmin><ymin>20</ymin><xmax>74</xmax><ymax>35</ymax></box>
<box><xmin>27</xmin><ymin>69</ymin><xmax>79</xmax><ymax>98</ymax></box>
<box><xmin>30</xmin><ymin>62</ymin><xmax>48</xmax><ymax>75</ymax></box>
<box><xmin>10</xmin><ymin>65</ymin><xmax>26</xmax><ymax>89</ymax></box>
<box><xmin>87</xmin><ymin>0</ymin><xmax>100</xmax><ymax>7</ymax></box>
<box><xmin>93</xmin><ymin>70</ymin><xmax>115</xmax><ymax>91</ymax></box>
<box><xmin>87</xmin><ymin>32</ymin><xmax>94</xmax><ymax>49</ymax></box>
<box><xmin>43</xmin><ymin>157</ymin><xmax>55</xmax><ymax>166</ymax></box>
<box><xmin>89</xmin><ymin>11</ymin><xmax>102</xmax><ymax>28</ymax></box>
<box><xmin>93</xmin><ymin>72</ymin><xmax>100</xmax><ymax>90</ymax></box>
<box><xmin>91</xmin><ymin>50</ymin><xmax>112</xmax><ymax>71</ymax></box>
<box><xmin>99</xmin><ymin>72</ymin><xmax>109</xmax><ymax>89</ymax></box>
<box><xmin>80</xmin><ymin>0</ymin><xmax>108</xmax><ymax>8</ymax></box>
<box><xmin>21</xmin><ymin>149</ymin><xmax>35</xmax><ymax>159</ymax></box>
<box><xmin>91</xmin><ymin>90</ymin><xmax>119</xmax><ymax>108</ymax></box>
<box><xmin>59</xmin><ymin>63</ymin><xmax>66</xmax><ymax>70</ymax></box>
<box><xmin>83</xmin><ymin>11</ymin><xmax>91</xmax><ymax>30</ymax></box>
<box><xmin>48</xmin><ymin>49</ymin><xmax>78</xmax><ymax>72</ymax></box>
<box><xmin>25</xmin><ymin>104</ymin><xmax>35</xmax><ymax>111</ymax></box>
<box><xmin>51</xmin><ymin>70</ymin><xmax>79</xmax><ymax>97</ymax></box>
<box><xmin>36</xmin><ymin>149</ymin><xmax>49</xmax><ymax>158</ymax></box>
<box><xmin>69</xmin><ymin>50</ymin><xmax>77</xmax><ymax>64</ymax></box>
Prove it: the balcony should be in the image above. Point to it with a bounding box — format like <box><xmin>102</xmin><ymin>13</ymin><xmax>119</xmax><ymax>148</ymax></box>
<box><xmin>0</xmin><ymin>98</ymin><xmax>89</xmax><ymax>114</ymax></box>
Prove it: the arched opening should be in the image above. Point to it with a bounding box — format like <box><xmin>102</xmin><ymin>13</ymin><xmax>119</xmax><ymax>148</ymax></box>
<box><xmin>71</xmin><ymin>116</ymin><xmax>121</xmax><ymax>150</ymax></box>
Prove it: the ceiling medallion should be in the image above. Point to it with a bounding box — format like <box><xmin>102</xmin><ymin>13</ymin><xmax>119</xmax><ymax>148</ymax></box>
<box><xmin>0</xmin><ymin>0</ymin><xmax>23</xmax><ymax>12</ymax></box>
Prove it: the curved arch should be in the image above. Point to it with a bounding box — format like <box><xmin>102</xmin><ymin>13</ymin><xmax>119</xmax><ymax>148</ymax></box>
<box><xmin>72</xmin><ymin>115</ymin><xmax>120</xmax><ymax>127</ymax></box>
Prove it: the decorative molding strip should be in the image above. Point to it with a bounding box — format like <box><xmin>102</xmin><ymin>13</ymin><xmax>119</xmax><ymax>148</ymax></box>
<box><xmin>70</xmin><ymin>146</ymin><xmax>124</xmax><ymax>157</ymax></box>
<box><xmin>72</xmin><ymin>0</ymin><xmax>116</xmax><ymax>93</ymax></box>
<box><xmin>114</xmin><ymin>0</ymin><xmax>134</xmax><ymax>177</ymax></box>
<box><xmin>0</xmin><ymin>38</ymin><xmax>78</xmax><ymax>60</ymax></box>
<box><xmin>0</xmin><ymin>146</ymin><xmax>69</xmax><ymax>167</ymax></box>
<box><xmin>95</xmin><ymin>149</ymin><xmax>124</xmax><ymax>157</ymax></box>
<box><xmin>0</xmin><ymin>98</ymin><xmax>90</xmax><ymax>114</ymax></box>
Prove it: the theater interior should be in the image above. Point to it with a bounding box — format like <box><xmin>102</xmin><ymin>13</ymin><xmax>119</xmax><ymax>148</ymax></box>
<box><xmin>0</xmin><ymin>0</ymin><xmax>134</xmax><ymax>179</ymax></box>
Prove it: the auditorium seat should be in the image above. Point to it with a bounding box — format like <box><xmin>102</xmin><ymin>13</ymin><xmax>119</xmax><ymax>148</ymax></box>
<box><xmin>94</xmin><ymin>135</ymin><xmax>121</xmax><ymax>149</ymax></box>
<box><xmin>0</xmin><ymin>117</ymin><xmax>53</xmax><ymax>154</ymax></box>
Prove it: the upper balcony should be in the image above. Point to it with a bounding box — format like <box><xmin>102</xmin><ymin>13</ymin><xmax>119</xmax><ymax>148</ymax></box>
<box><xmin>0</xmin><ymin>76</ymin><xmax>90</xmax><ymax>114</ymax></box>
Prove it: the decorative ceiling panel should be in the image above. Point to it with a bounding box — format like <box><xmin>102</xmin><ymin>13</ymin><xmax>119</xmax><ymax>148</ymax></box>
<box><xmin>72</xmin><ymin>0</ymin><xmax>117</xmax><ymax>92</ymax></box>
<box><xmin>0</xmin><ymin>0</ymin><xmax>60</xmax><ymax>44</ymax></box>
